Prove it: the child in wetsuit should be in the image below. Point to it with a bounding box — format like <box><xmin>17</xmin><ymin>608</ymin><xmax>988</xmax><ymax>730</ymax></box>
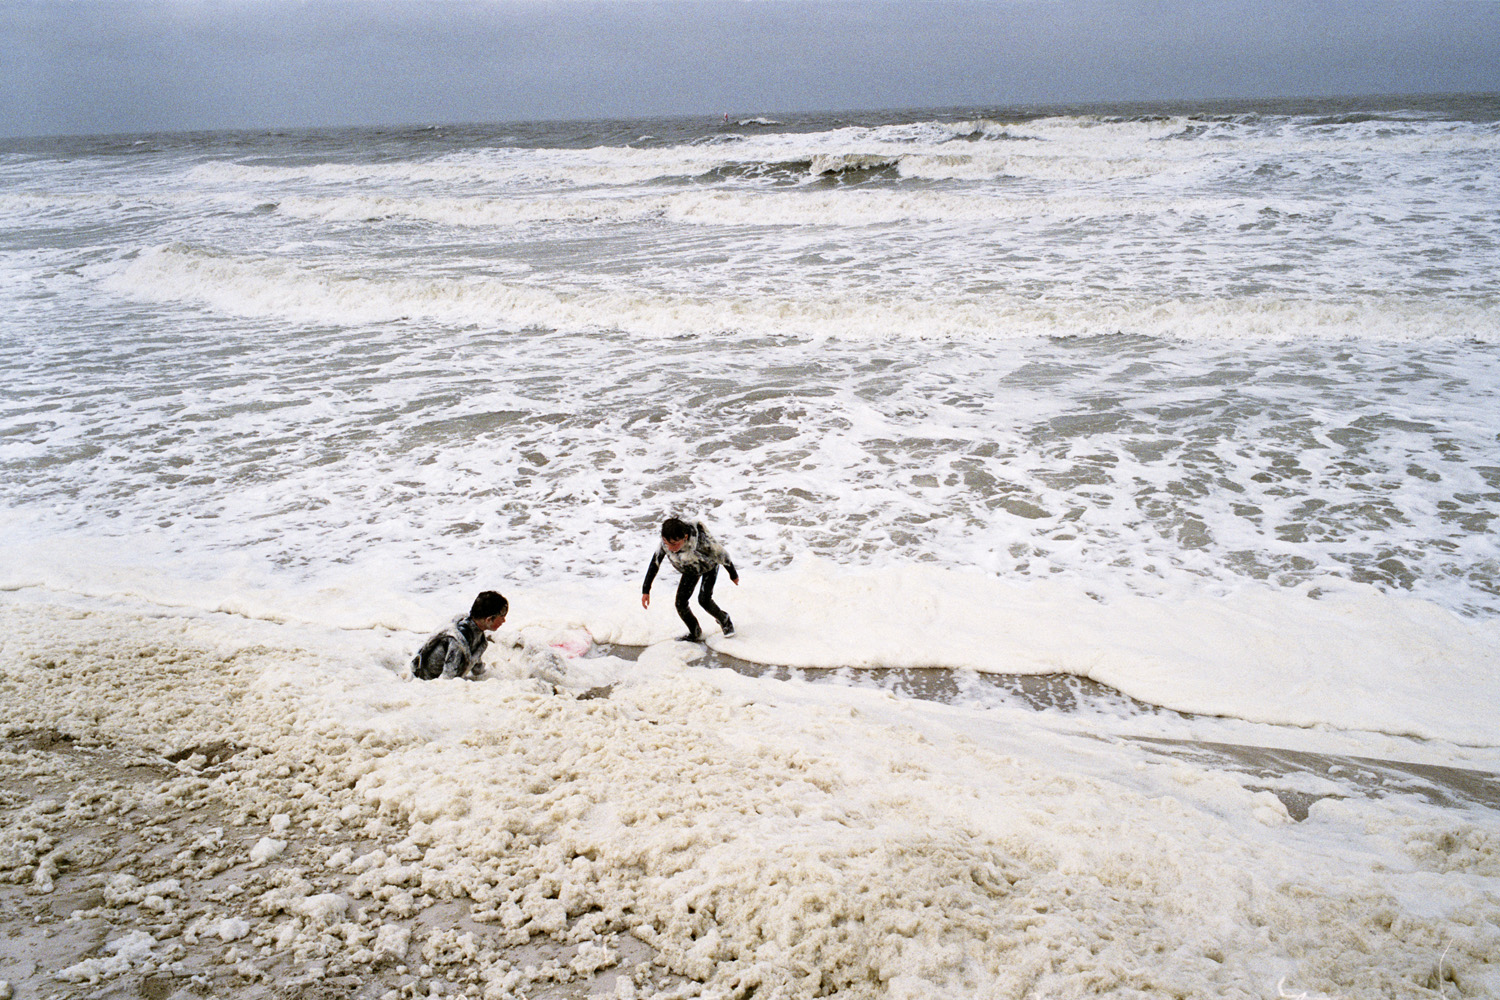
<box><xmin>411</xmin><ymin>590</ymin><xmax>509</xmax><ymax>680</ymax></box>
<box><xmin>641</xmin><ymin>517</ymin><xmax>739</xmax><ymax>641</ymax></box>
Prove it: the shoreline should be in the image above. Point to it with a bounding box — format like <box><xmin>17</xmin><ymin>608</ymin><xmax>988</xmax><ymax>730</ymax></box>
<box><xmin>617</xmin><ymin>643</ymin><xmax>1500</xmax><ymax>821</ymax></box>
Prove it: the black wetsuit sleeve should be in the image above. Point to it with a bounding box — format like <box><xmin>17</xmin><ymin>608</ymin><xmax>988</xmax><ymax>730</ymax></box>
<box><xmin>643</xmin><ymin>546</ymin><xmax>665</xmax><ymax>594</ymax></box>
<box><xmin>724</xmin><ymin>552</ymin><xmax>738</xmax><ymax>583</ymax></box>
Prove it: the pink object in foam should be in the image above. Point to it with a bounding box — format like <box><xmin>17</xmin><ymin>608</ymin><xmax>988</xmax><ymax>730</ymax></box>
<box><xmin>549</xmin><ymin>630</ymin><xmax>593</xmax><ymax>658</ymax></box>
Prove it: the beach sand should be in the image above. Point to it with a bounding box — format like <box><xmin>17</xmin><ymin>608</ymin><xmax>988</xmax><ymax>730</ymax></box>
<box><xmin>4</xmin><ymin>600</ymin><xmax>1497</xmax><ymax>999</ymax></box>
<box><xmin>0</xmin><ymin>602</ymin><xmax>676</xmax><ymax>1000</ymax></box>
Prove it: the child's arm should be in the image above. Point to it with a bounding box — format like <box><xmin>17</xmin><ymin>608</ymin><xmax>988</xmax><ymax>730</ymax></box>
<box><xmin>641</xmin><ymin>545</ymin><xmax>666</xmax><ymax>608</ymax></box>
<box><xmin>723</xmin><ymin>552</ymin><xmax>739</xmax><ymax>584</ymax></box>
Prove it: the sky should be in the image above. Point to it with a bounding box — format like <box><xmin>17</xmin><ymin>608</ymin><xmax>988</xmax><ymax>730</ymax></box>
<box><xmin>3</xmin><ymin>0</ymin><xmax>1500</xmax><ymax>138</ymax></box>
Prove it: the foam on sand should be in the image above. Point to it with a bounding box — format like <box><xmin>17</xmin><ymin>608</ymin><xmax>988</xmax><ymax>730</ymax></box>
<box><xmin>545</xmin><ymin>561</ymin><xmax>1500</xmax><ymax>747</ymax></box>
<box><xmin>2</xmin><ymin>599</ymin><xmax>1497</xmax><ymax>998</ymax></box>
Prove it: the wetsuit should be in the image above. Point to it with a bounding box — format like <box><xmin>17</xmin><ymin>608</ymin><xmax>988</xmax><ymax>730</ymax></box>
<box><xmin>411</xmin><ymin>616</ymin><xmax>489</xmax><ymax>680</ymax></box>
<box><xmin>642</xmin><ymin>521</ymin><xmax>739</xmax><ymax>640</ymax></box>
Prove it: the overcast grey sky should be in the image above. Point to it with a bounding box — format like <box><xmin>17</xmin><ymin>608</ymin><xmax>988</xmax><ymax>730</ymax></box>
<box><xmin>3</xmin><ymin>0</ymin><xmax>1499</xmax><ymax>138</ymax></box>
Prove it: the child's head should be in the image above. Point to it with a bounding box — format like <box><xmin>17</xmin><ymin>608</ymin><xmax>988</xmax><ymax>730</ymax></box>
<box><xmin>660</xmin><ymin>517</ymin><xmax>692</xmax><ymax>552</ymax></box>
<box><xmin>470</xmin><ymin>590</ymin><xmax>509</xmax><ymax>629</ymax></box>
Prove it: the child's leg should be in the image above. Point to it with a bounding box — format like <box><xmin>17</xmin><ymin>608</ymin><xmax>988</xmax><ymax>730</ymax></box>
<box><xmin>696</xmin><ymin>567</ymin><xmax>732</xmax><ymax>631</ymax></box>
<box><xmin>674</xmin><ymin>569</ymin><xmax>703</xmax><ymax>639</ymax></box>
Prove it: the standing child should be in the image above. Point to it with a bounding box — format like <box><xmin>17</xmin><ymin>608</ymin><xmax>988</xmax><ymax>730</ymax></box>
<box><xmin>411</xmin><ymin>590</ymin><xmax>508</xmax><ymax>680</ymax></box>
<box><xmin>641</xmin><ymin>517</ymin><xmax>739</xmax><ymax>641</ymax></box>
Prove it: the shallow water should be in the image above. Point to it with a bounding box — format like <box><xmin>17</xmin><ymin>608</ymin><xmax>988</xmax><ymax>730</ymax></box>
<box><xmin>4</xmin><ymin>96</ymin><xmax>1499</xmax><ymax>626</ymax></box>
<box><xmin>2</xmin><ymin>95</ymin><xmax>1498</xmax><ymax>750</ymax></box>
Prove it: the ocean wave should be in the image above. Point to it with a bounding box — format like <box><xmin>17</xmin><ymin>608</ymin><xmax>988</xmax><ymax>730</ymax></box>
<box><xmin>270</xmin><ymin>188</ymin><xmax>1169</xmax><ymax>227</ymax></box>
<box><xmin>187</xmin><ymin>143</ymin><xmax>1176</xmax><ymax>190</ymax></box>
<box><xmin>175</xmin><ymin>117</ymin><xmax>1499</xmax><ymax>199</ymax></box>
<box><xmin>0</xmin><ymin>190</ymin><xmax>134</xmax><ymax>224</ymax></box>
<box><xmin>101</xmin><ymin>243</ymin><xmax>1500</xmax><ymax>343</ymax></box>
<box><xmin>807</xmin><ymin>152</ymin><xmax>902</xmax><ymax>176</ymax></box>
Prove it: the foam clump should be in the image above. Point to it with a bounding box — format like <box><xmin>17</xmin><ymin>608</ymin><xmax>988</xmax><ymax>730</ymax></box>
<box><xmin>53</xmin><ymin>931</ymin><xmax>155</xmax><ymax>983</ymax></box>
<box><xmin>211</xmin><ymin>917</ymin><xmax>252</xmax><ymax>942</ymax></box>
<box><xmin>248</xmin><ymin>837</ymin><xmax>287</xmax><ymax>865</ymax></box>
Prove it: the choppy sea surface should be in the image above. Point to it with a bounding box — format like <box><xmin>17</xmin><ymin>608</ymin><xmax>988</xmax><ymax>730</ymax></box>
<box><xmin>3</xmin><ymin>92</ymin><xmax>1500</xmax><ymax>722</ymax></box>
<box><xmin>4</xmin><ymin>94</ymin><xmax>1500</xmax><ymax>999</ymax></box>
<box><xmin>3</xmin><ymin>94</ymin><xmax>1498</xmax><ymax>622</ymax></box>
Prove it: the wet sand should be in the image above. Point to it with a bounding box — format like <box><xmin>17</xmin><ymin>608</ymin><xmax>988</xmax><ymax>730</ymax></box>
<box><xmin>0</xmin><ymin>729</ymin><xmax>671</xmax><ymax>1000</ymax></box>
<box><xmin>0</xmin><ymin>610</ymin><xmax>682</xmax><ymax>1000</ymax></box>
<box><xmin>1126</xmin><ymin>736</ymin><xmax>1500</xmax><ymax>820</ymax></box>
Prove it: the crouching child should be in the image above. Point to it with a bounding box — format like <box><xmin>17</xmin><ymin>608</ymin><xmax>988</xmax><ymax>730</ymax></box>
<box><xmin>411</xmin><ymin>590</ymin><xmax>509</xmax><ymax>680</ymax></box>
<box><xmin>641</xmin><ymin>517</ymin><xmax>739</xmax><ymax>641</ymax></box>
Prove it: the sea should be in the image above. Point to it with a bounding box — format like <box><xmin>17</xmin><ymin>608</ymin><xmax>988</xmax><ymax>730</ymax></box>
<box><xmin>3</xmin><ymin>93</ymin><xmax>1500</xmax><ymax>997</ymax></box>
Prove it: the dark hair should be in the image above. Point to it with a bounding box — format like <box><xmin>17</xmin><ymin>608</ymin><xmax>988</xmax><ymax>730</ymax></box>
<box><xmin>660</xmin><ymin>517</ymin><xmax>692</xmax><ymax>542</ymax></box>
<box><xmin>470</xmin><ymin>591</ymin><xmax>508</xmax><ymax>619</ymax></box>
